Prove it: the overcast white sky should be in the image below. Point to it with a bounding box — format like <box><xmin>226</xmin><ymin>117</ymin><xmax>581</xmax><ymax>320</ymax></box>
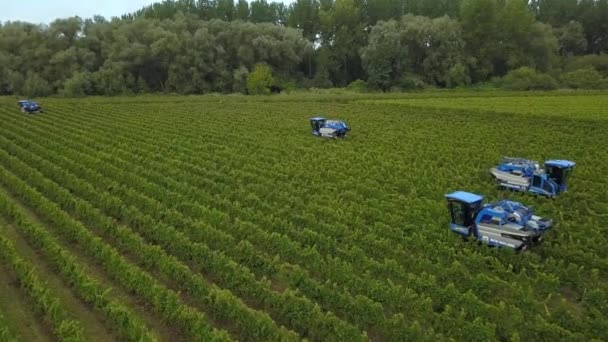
<box><xmin>1</xmin><ymin>0</ymin><xmax>292</xmax><ymax>24</ymax></box>
<box><xmin>0</xmin><ymin>0</ymin><xmax>157</xmax><ymax>23</ymax></box>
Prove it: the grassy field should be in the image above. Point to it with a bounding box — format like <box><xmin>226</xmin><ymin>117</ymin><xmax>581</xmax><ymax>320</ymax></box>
<box><xmin>0</xmin><ymin>91</ymin><xmax>607</xmax><ymax>341</ymax></box>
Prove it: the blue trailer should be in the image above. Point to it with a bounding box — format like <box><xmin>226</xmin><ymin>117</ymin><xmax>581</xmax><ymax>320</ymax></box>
<box><xmin>490</xmin><ymin>157</ymin><xmax>575</xmax><ymax>198</ymax></box>
<box><xmin>446</xmin><ymin>191</ymin><xmax>553</xmax><ymax>250</ymax></box>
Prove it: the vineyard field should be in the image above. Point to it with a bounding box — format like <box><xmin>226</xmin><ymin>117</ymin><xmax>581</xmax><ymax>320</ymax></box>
<box><xmin>362</xmin><ymin>94</ymin><xmax>608</xmax><ymax>119</ymax></box>
<box><xmin>0</xmin><ymin>92</ymin><xmax>607</xmax><ymax>341</ymax></box>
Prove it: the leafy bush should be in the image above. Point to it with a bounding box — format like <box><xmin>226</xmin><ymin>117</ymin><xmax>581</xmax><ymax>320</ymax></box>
<box><xmin>92</xmin><ymin>65</ymin><xmax>130</xmax><ymax>96</ymax></box>
<box><xmin>446</xmin><ymin>63</ymin><xmax>471</xmax><ymax>88</ymax></box>
<box><xmin>61</xmin><ymin>72</ymin><xmax>94</xmax><ymax>97</ymax></box>
<box><xmin>499</xmin><ymin>67</ymin><xmax>557</xmax><ymax>90</ymax></box>
<box><xmin>347</xmin><ymin>79</ymin><xmax>367</xmax><ymax>92</ymax></box>
<box><xmin>22</xmin><ymin>72</ymin><xmax>52</xmax><ymax>97</ymax></box>
<box><xmin>246</xmin><ymin>64</ymin><xmax>275</xmax><ymax>95</ymax></box>
<box><xmin>312</xmin><ymin>68</ymin><xmax>333</xmax><ymax>88</ymax></box>
<box><xmin>398</xmin><ymin>74</ymin><xmax>426</xmax><ymax>90</ymax></box>
<box><xmin>563</xmin><ymin>54</ymin><xmax>608</xmax><ymax>77</ymax></box>
<box><xmin>282</xmin><ymin>81</ymin><xmax>297</xmax><ymax>93</ymax></box>
<box><xmin>561</xmin><ymin>68</ymin><xmax>607</xmax><ymax>89</ymax></box>
<box><xmin>6</xmin><ymin>71</ymin><xmax>24</xmax><ymax>95</ymax></box>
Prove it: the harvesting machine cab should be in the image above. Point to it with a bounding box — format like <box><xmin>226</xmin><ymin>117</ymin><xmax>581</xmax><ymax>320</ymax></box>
<box><xmin>445</xmin><ymin>191</ymin><xmax>553</xmax><ymax>251</ymax></box>
<box><xmin>490</xmin><ymin>157</ymin><xmax>575</xmax><ymax>197</ymax></box>
<box><xmin>18</xmin><ymin>100</ymin><xmax>43</xmax><ymax>114</ymax></box>
<box><xmin>310</xmin><ymin>117</ymin><xmax>350</xmax><ymax>138</ymax></box>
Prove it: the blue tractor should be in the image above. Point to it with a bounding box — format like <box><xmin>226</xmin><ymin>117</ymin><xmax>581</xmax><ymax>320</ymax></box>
<box><xmin>18</xmin><ymin>100</ymin><xmax>43</xmax><ymax>114</ymax></box>
<box><xmin>490</xmin><ymin>157</ymin><xmax>575</xmax><ymax>198</ymax></box>
<box><xmin>310</xmin><ymin>117</ymin><xmax>350</xmax><ymax>138</ymax></box>
<box><xmin>446</xmin><ymin>191</ymin><xmax>553</xmax><ymax>250</ymax></box>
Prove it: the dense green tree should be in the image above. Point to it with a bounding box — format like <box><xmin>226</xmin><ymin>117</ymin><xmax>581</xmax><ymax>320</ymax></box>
<box><xmin>362</xmin><ymin>14</ymin><xmax>466</xmax><ymax>89</ymax></box>
<box><xmin>361</xmin><ymin>19</ymin><xmax>402</xmax><ymax>90</ymax></box>
<box><xmin>578</xmin><ymin>0</ymin><xmax>608</xmax><ymax>54</ymax></box>
<box><xmin>22</xmin><ymin>72</ymin><xmax>52</xmax><ymax>97</ymax></box>
<box><xmin>61</xmin><ymin>71</ymin><xmax>94</xmax><ymax>97</ymax></box>
<box><xmin>460</xmin><ymin>0</ymin><xmax>557</xmax><ymax>80</ymax></box>
<box><xmin>401</xmin><ymin>14</ymin><xmax>466</xmax><ymax>86</ymax></box>
<box><xmin>499</xmin><ymin>66</ymin><xmax>558</xmax><ymax>90</ymax></box>
<box><xmin>287</xmin><ymin>0</ymin><xmax>320</xmax><ymax>41</ymax></box>
<box><xmin>529</xmin><ymin>0</ymin><xmax>579</xmax><ymax>26</ymax></box>
<box><xmin>236</xmin><ymin>0</ymin><xmax>250</xmax><ymax>20</ymax></box>
<box><xmin>555</xmin><ymin>21</ymin><xmax>588</xmax><ymax>56</ymax></box>
<box><xmin>319</xmin><ymin>0</ymin><xmax>366</xmax><ymax>86</ymax></box>
<box><xmin>0</xmin><ymin>0</ymin><xmax>607</xmax><ymax>95</ymax></box>
<box><xmin>459</xmin><ymin>0</ymin><xmax>501</xmax><ymax>81</ymax></box>
<box><xmin>561</xmin><ymin>67</ymin><xmax>606</xmax><ymax>89</ymax></box>
<box><xmin>362</xmin><ymin>0</ymin><xmax>402</xmax><ymax>27</ymax></box>
<box><xmin>498</xmin><ymin>0</ymin><xmax>557</xmax><ymax>73</ymax></box>
<box><xmin>247</xmin><ymin>63</ymin><xmax>274</xmax><ymax>94</ymax></box>
<box><xmin>217</xmin><ymin>0</ymin><xmax>236</xmax><ymax>20</ymax></box>
<box><xmin>250</xmin><ymin>0</ymin><xmax>275</xmax><ymax>23</ymax></box>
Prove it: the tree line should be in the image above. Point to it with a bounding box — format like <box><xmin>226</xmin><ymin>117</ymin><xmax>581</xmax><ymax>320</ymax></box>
<box><xmin>1</xmin><ymin>0</ymin><xmax>608</xmax><ymax>96</ymax></box>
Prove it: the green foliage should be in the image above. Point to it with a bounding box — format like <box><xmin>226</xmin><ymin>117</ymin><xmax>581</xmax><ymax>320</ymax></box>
<box><xmin>319</xmin><ymin>0</ymin><xmax>366</xmax><ymax>86</ymax></box>
<box><xmin>398</xmin><ymin>74</ymin><xmax>426</xmax><ymax>90</ymax></box>
<box><xmin>555</xmin><ymin>21</ymin><xmax>588</xmax><ymax>56</ymax></box>
<box><xmin>564</xmin><ymin>54</ymin><xmax>608</xmax><ymax>77</ymax></box>
<box><xmin>447</xmin><ymin>63</ymin><xmax>471</xmax><ymax>88</ymax></box>
<box><xmin>246</xmin><ymin>64</ymin><xmax>275</xmax><ymax>95</ymax></box>
<box><xmin>499</xmin><ymin>67</ymin><xmax>558</xmax><ymax>90</ymax></box>
<box><xmin>92</xmin><ymin>64</ymin><xmax>130</xmax><ymax>96</ymax></box>
<box><xmin>0</xmin><ymin>235</ymin><xmax>86</xmax><ymax>341</ymax></box>
<box><xmin>0</xmin><ymin>0</ymin><xmax>607</xmax><ymax>93</ymax></box>
<box><xmin>22</xmin><ymin>73</ymin><xmax>52</xmax><ymax>97</ymax></box>
<box><xmin>362</xmin><ymin>15</ymin><xmax>466</xmax><ymax>90</ymax></box>
<box><xmin>561</xmin><ymin>68</ymin><xmax>607</xmax><ymax>89</ymax></box>
<box><xmin>282</xmin><ymin>80</ymin><xmax>298</xmax><ymax>93</ymax></box>
<box><xmin>6</xmin><ymin>71</ymin><xmax>25</xmax><ymax>95</ymax></box>
<box><xmin>60</xmin><ymin>72</ymin><xmax>94</xmax><ymax>97</ymax></box>
<box><xmin>460</xmin><ymin>0</ymin><xmax>557</xmax><ymax>79</ymax></box>
<box><xmin>0</xmin><ymin>312</ymin><xmax>17</xmax><ymax>342</ymax></box>
<box><xmin>346</xmin><ymin>79</ymin><xmax>367</xmax><ymax>92</ymax></box>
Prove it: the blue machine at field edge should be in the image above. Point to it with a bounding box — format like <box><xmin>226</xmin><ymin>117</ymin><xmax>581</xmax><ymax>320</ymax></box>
<box><xmin>310</xmin><ymin>117</ymin><xmax>350</xmax><ymax>138</ymax></box>
<box><xmin>445</xmin><ymin>191</ymin><xmax>553</xmax><ymax>250</ymax></box>
<box><xmin>18</xmin><ymin>100</ymin><xmax>43</xmax><ymax>113</ymax></box>
<box><xmin>490</xmin><ymin>157</ymin><xmax>575</xmax><ymax>198</ymax></box>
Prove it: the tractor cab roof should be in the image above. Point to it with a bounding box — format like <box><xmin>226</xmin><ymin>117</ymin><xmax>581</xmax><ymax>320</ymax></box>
<box><xmin>445</xmin><ymin>191</ymin><xmax>484</xmax><ymax>204</ymax></box>
<box><xmin>310</xmin><ymin>117</ymin><xmax>326</xmax><ymax>121</ymax></box>
<box><xmin>545</xmin><ymin>160</ymin><xmax>575</xmax><ymax>168</ymax></box>
<box><xmin>19</xmin><ymin>100</ymin><xmax>38</xmax><ymax>106</ymax></box>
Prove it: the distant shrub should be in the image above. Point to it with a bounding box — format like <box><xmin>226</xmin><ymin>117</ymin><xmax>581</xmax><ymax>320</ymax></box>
<box><xmin>500</xmin><ymin>67</ymin><xmax>557</xmax><ymax>91</ymax></box>
<box><xmin>446</xmin><ymin>63</ymin><xmax>471</xmax><ymax>88</ymax></box>
<box><xmin>347</xmin><ymin>79</ymin><xmax>367</xmax><ymax>92</ymax></box>
<box><xmin>561</xmin><ymin>68</ymin><xmax>607</xmax><ymax>89</ymax></box>
<box><xmin>312</xmin><ymin>69</ymin><xmax>333</xmax><ymax>88</ymax></box>
<box><xmin>246</xmin><ymin>64</ymin><xmax>275</xmax><ymax>95</ymax></box>
<box><xmin>282</xmin><ymin>80</ymin><xmax>297</xmax><ymax>93</ymax></box>
<box><xmin>564</xmin><ymin>54</ymin><xmax>608</xmax><ymax>77</ymax></box>
<box><xmin>61</xmin><ymin>72</ymin><xmax>94</xmax><ymax>97</ymax></box>
<box><xmin>22</xmin><ymin>72</ymin><xmax>52</xmax><ymax>97</ymax></box>
<box><xmin>398</xmin><ymin>75</ymin><xmax>426</xmax><ymax>90</ymax></box>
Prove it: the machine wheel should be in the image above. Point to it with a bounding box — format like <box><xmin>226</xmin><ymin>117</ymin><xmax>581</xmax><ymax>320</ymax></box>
<box><xmin>532</xmin><ymin>235</ymin><xmax>543</xmax><ymax>246</ymax></box>
<box><xmin>520</xmin><ymin>239</ymin><xmax>533</xmax><ymax>251</ymax></box>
